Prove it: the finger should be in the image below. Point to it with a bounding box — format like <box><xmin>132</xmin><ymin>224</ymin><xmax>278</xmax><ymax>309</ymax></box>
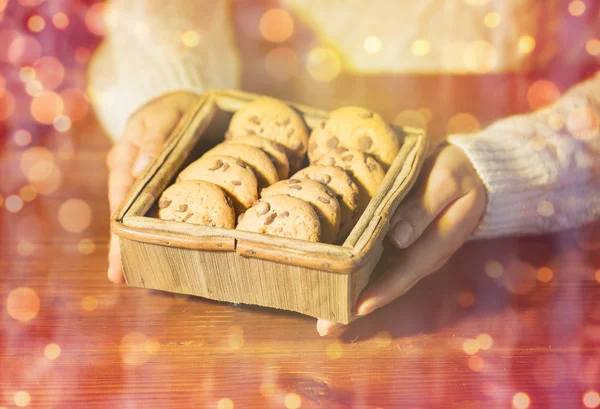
<box><xmin>108</xmin><ymin>140</ymin><xmax>138</xmax><ymax>215</ymax></box>
<box><xmin>359</xmin><ymin>190</ymin><xmax>485</xmax><ymax>316</ymax></box>
<box><xmin>316</xmin><ymin>319</ymin><xmax>346</xmax><ymax>336</ymax></box>
<box><xmin>108</xmin><ymin>233</ymin><xmax>125</xmax><ymax>284</ymax></box>
<box><xmin>389</xmin><ymin>166</ymin><xmax>462</xmax><ymax>248</ymax></box>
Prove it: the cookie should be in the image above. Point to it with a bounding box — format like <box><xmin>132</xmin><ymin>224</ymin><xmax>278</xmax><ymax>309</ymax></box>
<box><xmin>307</xmin><ymin>106</ymin><xmax>400</xmax><ymax>168</ymax></box>
<box><xmin>158</xmin><ymin>180</ymin><xmax>235</xmax><ymax>228</ymax></box>
<box><xmin>261</xmin><ymin>179</ymin><xmax>340</xmax><ymax>244</ymax></box>
<box><xmin>228</xmin><ymin>97</ymin><xmax>309</xmax><ymax>172</ymax></box>
<box><xmin>177</xmin><ymin>155</ymin><xmax>258</xmax><ymax>212</ymax></box>
<box><xmin>203</xmin><ymin>143</ymin><xmax>279</xmax><ymax>189</ymax></box>
<box><xmin>236</xmin><ymin>194</ymin><xmax>321</xmax><ymax>242</ymax></box>
<box><xmin>315</xmin><ymin>149</ymin><xmax>386</xmax><ymax>219</ymax></box>
<box><xmin>292</xmin><ymin>165</ymin><xmax>360</xmax><ymax>239</ymax></box>
<box><xmin>224</xmin><ymin>134</ymin><xmax>290</xmax><ymax>180</ymax></box>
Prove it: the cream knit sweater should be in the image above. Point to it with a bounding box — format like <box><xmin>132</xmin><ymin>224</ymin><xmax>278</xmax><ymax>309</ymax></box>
<box><xmin>89</xmin><ymin>0</ymin><xmax>600</xmax><ymax>239</ymax></box>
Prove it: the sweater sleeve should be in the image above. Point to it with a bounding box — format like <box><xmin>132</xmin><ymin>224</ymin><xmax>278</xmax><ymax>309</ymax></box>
<box><xmin>88</xmin><ymin>0</ymin><xmax>241</xmax><ymax>139</ymax></box>
<box><xmin>448</xmin><ymin>71</ymin><xmax>600</xmax><ymax>239</ymax></box>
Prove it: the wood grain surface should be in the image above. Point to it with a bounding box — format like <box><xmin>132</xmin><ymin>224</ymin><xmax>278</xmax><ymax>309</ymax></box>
<box><xmin>1</xmin><ymin>112</ymin><xmax>600</xmax><ymax>409</ymax></box>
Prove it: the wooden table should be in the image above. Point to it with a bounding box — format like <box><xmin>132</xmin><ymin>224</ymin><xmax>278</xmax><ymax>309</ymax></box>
<box><xmin>2</xmin><ymin>112</ymin><xmax>600</xmax><ymax>409</ymax></box>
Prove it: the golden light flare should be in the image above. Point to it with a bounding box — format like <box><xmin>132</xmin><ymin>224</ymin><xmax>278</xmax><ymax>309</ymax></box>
<box><xmin>58</xmin><ymin>199</ymin><xmax>92</xmax><ymax>233</ymax></box>
<box><xmin>326</xmin><ymin>341</ymin><xmax>343</xmax><ymax>359</ymax></box>
<box><xmin>7</xmin><ymin>287</ymin><xmax>40</xmax><ymax>322</ymax></box>
<box><xmin>44</xmin><ymin>343</ymin><xmax>61</xmax><ymax>360</ymax></box>
<box><xmin>14</xmin><ymin>391</ymin><xmax>31</xmax><ymax>407</ymax></box>
<box><xmin>568</xmin><ymin>0</ymin><xmax>586</xmax><ymax>16</ymax></box>
<box><xmin>447</xmin><ymin>112</ymin><xmax>481</xmax><ymax>135</ymax></box>
<box><xmin>19</xmin><ymin>185</ymin><xmax>37</xmax><ymax>202</ymax></box>
<box><xmin>583</xmin><ymin>391</ymin><xmax>600</xmax><ymax>409</ymax></box>
<box><xmin>484</xmin><ymin>12</ymin><xmax>501</xmax><ymax>28</ymax></box>
<box><xmin>119</xmin><ymin>332</ymin><xmax>158</xmax><ymax>366</ymax></box>
<box><xmin>468</xmin><ymin>355</ymin><xmax>485</xmax><ymax>371</ymax></box>
<box><xmin>81</xmin><ymin>295</ymin><xmax>99</xmax><ymax>311</ymax></box>
<box><xmin>462</xmin><ymin>338</ymin><xmax>479</xmax><ymax>355</ymax></box>
<box><xmin>458</xmin><ymin>290</ymin><xmax>476</xmax><ymax>308</ymax></box>
<box><xmin>265</xmin><ymin>47</ymin><xmax>299</xmax><ymax>81</ymax></box>
<box><xmin>464</xmin><ymin>41</ymin><xmax>497</xmax><ymax>73</ymax></box>
<box><xmin>227</xmin><ymin>325</ymin><xmax>244</xmax><ymax>351</ymax></box>
<box><xmin>306</xmin><ymin>48</ymin><xmax>341</xmax><ymax>82</ymax></box>
<box><xmin>284</xmin><ymin>393</ymin><xmax>302</xmax><ymax>409</ymax></box>
<box><xmin>217</xmin><ymin>398</ymin><xmax>234</xmax><ymax>409</ymax></box>
<box><xmin>364</xmin><ymin>35</ymin><xmax>382</xmax><ymax>54</ymax></box>
<box><xmin>586</xmin><ymin>39</ymin><xmax>600</xmax><ymax>56</ymax></box>
<box><xmin>19</xmin><ymin>66</ymin><xmax>35</xmax><ymax>82</ymax></box>
<box><xmin>566</xmin><ymin>106</ymin><xmax>599</xmax><ymax>141</ymax></box>
<box><xmin>536</xmin><ymin>266</ymin><xmax>553</xmax><ymax>283</ymax></box>
<box><xmin>27</xmin><ymin>15</ymin><xmax>45</xmax><ymax>32</ymax></box>
<box><xmin>476</xmin><ymin>333</ymin><xmax>493</xmax><ymax>350</ymax></box>
<box><xmin>17</xmin><ymin>240</ymin><xmax>35</xmax><ymax>256</ymax></box>
<box><xmin>181</xmin><ymin>30</ymin><xmax>201</xmax><ymax>47</ymax></box>
<box><xmin>78</xmin><ymin>238</ymin><xmax>96</xmax><ymax>255</ymax></box>
<box><xmin>30</xmin><ymin>91</ymin><xmax>63</xmax><ymax>124</ymax></box>
<box><xmin>6</xmin><ymin>195</ymin><xmax>23</xmax><ymax>213</ymax></box>
<box><xmin>33</xmin><ymin>56</ymin><xmax>65</xmax><ymax>90</ymax></box>
<box><xmin>52</xmin><ymin>12</ymin><xmax>69</xmax><ymax>30</ymax></box>
<box><xmin>527</xmin><ymin>80</ymin><xmax>560</xmax><ymax>111</ymax></box>
<box><xmin>518</xmin><ymin>35</ymin><xmax>536</xmax><ymax>55</ymax></box>
<box><xmin>512</xmin><ymin>392</ymin><xmax>531</xmax><ymax>409</ymax></box>
<box><xmin>411</xmin><ymin>39</ymin><xmax>431</xmax><ymax>56</ymax></box>
<box><xmin>8</xmin><ymin>35</ymin><xmax>41</xmax><ymax>66</ymax></box>
<box><xmin>484</xmin><ymin>260</ymin><xmax>504</xmax><ymax>278</ymax></box>
<box><xmin>85</xmin><ymin>3</ymin><xmax>116</xmax><ymax>36</ymax></box>
<box><xmin>393</xmin><ymin>110</ymin><xmax>428</xmax><ymax>129</ymax></box>
<box><xmin>0</xmin><ymin>90</ymin><xmax>15</xmax><ymax>121</ymax></box>
<box><xmin>259</xmin><ymin>9</ymin><xmax>294</xmax><ymax>43</ymax></box>
<box><xmin>537</xmin><ymin>200</ymin><xmax>555</xmax><ymax>217</ymax></box>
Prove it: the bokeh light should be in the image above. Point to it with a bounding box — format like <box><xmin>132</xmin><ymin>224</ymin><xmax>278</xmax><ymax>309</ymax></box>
<box><xmin>527</xmin><ymin>80</ymin><xmax>560</xmax><ymax>110</ymax></box>
<box><xmin>259</xmin><ymin>383</ymin><xmax>277</xmax><ymax>398</ymax></box>
<box><xmin>447</xmin><ymin>112</ymin><xmax>481</xmax><ymax>134</ymax></box>
<box><xmin>464</xmin><ymin>41</ymin><xmax>497</xmax><ymax>73</ymax></box>
<box><xmin>374</xmin><ymin>330</ymin><xmax>392</xmax><ymax>348</ymax></box>
<box><xmin>536</xmin><ymin>266</ymin><xmax>553</xmax><ymax>283</ymax></box>
<box><xmin>411</xmin><ymin>39</ymin><xmax>431</xmax><ymax>57</ymax></box>
<box><xmin>547</xmin><ymin>113</ymin><xmax>565</xmax><ymax>130</ymax></box>
<box><xmin>58</xmin><ymin>199</ymin><xmax>92</xmax><ymax>233</ymax></box>
<box><xmin>0</xmin><ymin>29</ymin><xmax>20</xmax><ymax>62</ymax></box>
<box><xmin>61</xmin><ymin>88</ymin><xmax>89</xmax><ymax>121</ymax></box>
<box><xmin>217</xmin><ymin>398</ymin><xmax>234</xmax><ymax>409</ymax></box>
<box><xmin>484</xmin><ymin>11</ymin><xmax>501</xmax><ymax>28</ymax></box>
<box><xmin>13</xmin><ymin>391</ymin><xmax>31</xmax><ymax>407</ymax></box>
<box><xmin>25</xmin><ymin>80</ymin><xmax>43</xmax><ymax>97</ymax></box>
<box><xmin>595</xmin><ymin>269</ymin><xmax>600</xmax><ymax>284</ymax></box>
<box><xmin>503</xmin><ymin>260</ymin><xmax>537</xmax><ymax>295</ymax></box>
<box><xmin>476</xmin><ymin>333</ymin><xmax>493</xmax><ymax>350</ymax></box>
<box><xmin>20</xmin><ymin>146</ymin><xmax>53</xmax><ymax>176</ymax></box>
<box><xmin>85</xmin><ymin>3</ymin><xmax>115</xmax><ymax>36</ymax></box>
<box><xmin>442</xmin><ymin>41</ymin><xmax>467</xmax><ymax>70</ymax></box>
<box><xmin>484</xmin><ymin>260</ymin><xmax>504</xmax><ymax>278</ymax></box>
<box><xmin>468</xmin><ymin>355</ymin><xmax>484</xmax><ymax>371</ymax></box>
<box><xmin>537</xmin><ymin>200</ymin><xmax>555</xmax><ymax>217</ymax></box>
<box><xmin>265</xmin><ymin>47</ymin><xmax>298</xmax><ymax>81</ymax></box>
<box><xmin>6</xmin><ymin>287</ymin><xmax>40</xmax><ymax>322</ymax></box>
<box><xmin>0</xmin><ymin>90</ymin><xmax>15</xmax><ymax>121</ymax></box>
<box><xmin>0</xmin><ymin>72</ymin><xmax>5</xmax><ymax>95</ymax></box>
<box><xmin>228</xmin><ymin>325</ymin><xmax>244</xmax><ymax>351</ymax></box>
<box><xmin>259</xmin><ymin>9</ymin><xmax>294</xmax><ymax>43</ymax></box>
<box><xmin>584</xmin><ymin>391</ymin><xmax>600</xmax><ymax>408</ymax></box>
<box><xmin>81</xmin><ymin>295</ymin><xmax>99</xmax><ymax>311</ymax></box>
<box><xmin>462</xmin><ymin>339</ymin><xmax>479</xmax><ymax>355</ymax></box>
<box><xmin>30</xmin><ymin>91</ymin><xmax>63</xmax><ymax>124</ymax></box>
<box><xmin>8</xmin><ymin>35</ymin><xmax>41</xmax><ymax>66</ymax></box>
<box><xmin>20</xmin><ymin>185</ymin><xmax>37</xmax><ymax>202</ymax></box>
<box><xmin>53</xmin><ymin>114</ymin><xmax>72</xmax><ymax>132</ymax></box>
<box><xmin>326</xmin><ymin>341</ymin><xmax>343</xmax><ymax>359</ymax></box>
<box><xmin>306</xmin><ymin>48</ymin><xmax>341</xmax><ymax>82</ymax></box>
<box><xmin>394</xmin><ymin>110</ymin><xmax>428</xmax><ymax>129</ymax></box>
<box><xmin>33</xmin><ymin>56</ymin><xmax>65</xmax><ymax>90</ymax></box>
<box><xmin>17</xmin><ymin>240</ymin><xmax>35</xmax><ymax>256</ymax></box>
<box><xmin>52</xmin><ymin>12</ymin><xmax>69</xmax><ymax>30</ymax></box>
<box><xmin>74</xmin><ymin>47</ymin><xmax>91</xmax><ymax>63</ymax></box>
<box><xmin>586</xmin><ymin>39</ymin><xmax>600</xmax><ymax>56</ymax></box>
<box><xmin>78</xmin><ymin>238</ymin><xmax>96</xmax><ymax>255</ymax></box>
<box><xmin>284</xmin><ymin>393</ymin><xmax>302</xmax><ymax>409</ymax></box>
<box><xmin>458</xmin><ymin>290</ymin><xmax>476</xmax><ymax>308</ymax></box>
<box><xmin>568</xmin><ymin>0</ymin><xmax>586</xmax><ymax>16</ymax></box>
<box><xmin>19</xmin><ymin>0</ymin><xmax>44</xmax><ymax>6</ymax></box>
<box><xmin>518</xmin><ymin>35</ymin><xmax>536</xmax><ymax>55</ymax></box>
<box><xmin>44</xmin><ymin>343</ymin><xmax>61</xmax><ymax>360</ymax></box>
<box><xmin>463</xmin><ymin>0</ymin><xmax>490</xmax><ymax>5</ymax></box>
<box><xmin>27</xmin><ymin>15</ymin><xmax>45</xmax><ymax>32</ymax></box>
<box><xmin>119</xmin><ymin>332</ymin><xmax>158</xmax><ymax>366</ymax></box>
<box><xmin>6</xmin><ymin>195</ymin><xmax>24</xmax><ymax>213</ymax></box>
<box><xmin>29</xmin><ymin>162</ymin><xmax>61</xmax><ymax>195</ymax></box>
<box><xmin>19</xmin><ymin>66</ymin><xmax>35</xmax><ymax>82</ymax></box>
<box><xmin>181</xmin><ymin>30</ymin><xmax>201</xmax><ymax>47</ymax></box>
<box><xmin>512</xmin><ymin>392</ymin><xmax>531</xmax><ymax>409</ymax></box>
<box><xmin>566</xmin><ymin>106</ymin><xmax>599</xmax><ymax>141</ymax></box>
<box><xmin>364</xmin><ymin>35</ymin><xmax>382</xmax><ymax>54</ymax></box>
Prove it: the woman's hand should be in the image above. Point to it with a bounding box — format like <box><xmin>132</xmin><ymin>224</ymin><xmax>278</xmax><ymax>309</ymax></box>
<box><xmin>317</xmin><ymin>143</ymin><xmax>487</xmax><ymax>336</ymax></box>
<box><xmin>106</xmin><ymin>91</ymin><xmax>200</xmax><ymax>283</ymax></box>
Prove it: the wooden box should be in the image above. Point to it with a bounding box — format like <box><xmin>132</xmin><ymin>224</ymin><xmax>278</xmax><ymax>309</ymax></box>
<box><xmin>111</xmin><ymin>90</ymin><xmax>428</xmax><ymax>324</ymax></box>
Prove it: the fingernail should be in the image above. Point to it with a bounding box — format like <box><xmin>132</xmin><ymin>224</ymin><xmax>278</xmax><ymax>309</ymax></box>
<box><xmin>132</xmin><ymin>152</ymin><xmax>154</xmax><ymax>176</ymax></box>
<box><xmin>391</xmin><ymin>219</ymin><xmax>414</xmax><ymax>248</ymax></box>
<box><xmin>357</xmin><ymin>299</ymin><xmax>377</xmax><ymax>316</ymax></box>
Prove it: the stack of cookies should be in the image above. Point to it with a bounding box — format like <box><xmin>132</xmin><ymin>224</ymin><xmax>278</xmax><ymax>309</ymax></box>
<box><xmin>158</xmin><ymin>98</ymin><xmax>400</xmax><ymax>244</ymax></box>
